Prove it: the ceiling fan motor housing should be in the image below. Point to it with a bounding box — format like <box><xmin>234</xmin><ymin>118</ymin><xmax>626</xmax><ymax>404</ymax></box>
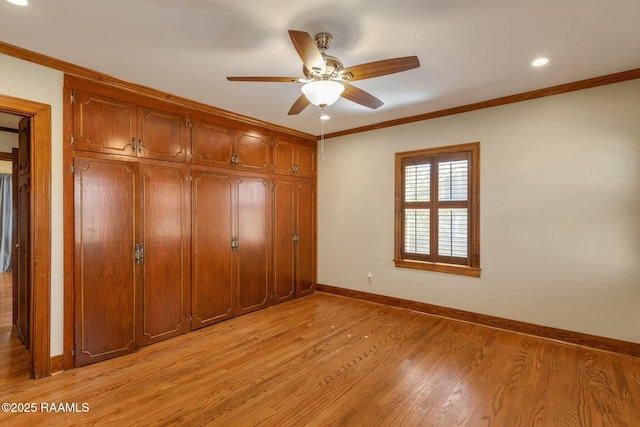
<box><xmin>302</xmin><ymin>32</ymin><xmax>345</xmax><ymax>80</ymax></box>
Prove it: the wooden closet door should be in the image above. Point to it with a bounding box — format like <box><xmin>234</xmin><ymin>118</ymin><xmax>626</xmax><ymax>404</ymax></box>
<box><xmin>191</xmin><ymin>119</ymin><xmax>235</xmax><ymax>168</ymax></box>
<box><xmin>272</xmin><ymin>139</ymin><xmax>296</xmax><ymax>176</ymax></box>
<box><xmin>296</xmin><ymin>179</ymin><xmax>316</xmax><ymax>296</ymax></box>
<box><xmin>137</xmin><ymin>107</ymin><xmax>187</xmax><ymax>162</ymax></box>
<box><xmin>235</xmin><ymin>130</ymin><xmax>271</xmax><ymax>173</ymax></box>
<box><xmin>74</xmin><ymin>157</ymin><xmax>142</xmax><ymax>366</ymax></box>
<box><xmin>295</xmin><ymin>145</ymin><xmax>316</xmax><ymax>179</ymax></box>
<box><xmin>191</xmin><ymin>169</ymin><xmax>234</xmax><ymax>328</ymax></box>
<box><xmin>140</xmin><ymin>164</ymin><xmax>191</xmax><ymax>345</ymax></box>
<box><xmin>273</xmin><ymin>178</ymin><xmax>295</xmax><ymax>303</ymax></box>
<box><xmin>72</xmin><ymin>90</ymin><xmax>137</xmax><ymax>156</ymax></box>
<box><xmin>236</xmin><ymin>175</ymin><xmax>271</xmax><ymax>314</ymax></box>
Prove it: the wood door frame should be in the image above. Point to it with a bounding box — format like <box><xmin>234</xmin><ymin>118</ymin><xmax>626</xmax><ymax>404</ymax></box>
<box><xmin>0</xmin><ymin>94</ymin><xmax>52</xmax><ymax>379</ymax></box>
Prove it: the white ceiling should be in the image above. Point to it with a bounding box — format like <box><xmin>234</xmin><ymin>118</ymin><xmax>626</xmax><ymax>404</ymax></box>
<box><xmin>1</xmin><ymin>0</ymin><xmax>639</xmax><ymax>136</ymax></box>
<box><xmin>0</xmin><ymin>111</ymin><xmax>21</xmax><ymax>130</ymax></box>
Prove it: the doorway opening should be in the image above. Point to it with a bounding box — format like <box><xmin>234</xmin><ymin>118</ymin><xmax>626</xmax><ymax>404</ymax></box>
<box><xmin>0</xmin><ymin>94</ymin><xmax>52</xmax><ymax>379</ymax></box>
<box><xmin>0</xmin><ymin>111</ymin><xmax>30</xmax><ymax>379</ymax></box>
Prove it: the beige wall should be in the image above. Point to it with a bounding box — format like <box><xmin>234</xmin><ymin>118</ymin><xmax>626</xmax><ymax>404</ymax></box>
<box><xmin>0</xmin><ymin>53</ymin><xmax>64</xmax><ymax>355</ymax></box>
<box><xmin>318</xmin><ymin>79</ymin><xmax>640</xmax><ymax>344</ymax></box>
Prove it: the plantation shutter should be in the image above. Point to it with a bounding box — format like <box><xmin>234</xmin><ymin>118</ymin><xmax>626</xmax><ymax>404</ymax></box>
<box><xmin>400</xmin><ymin>152</ymin><xmax>471</xmax><ymax>265</ymax></box>
<box><xmin>395</xmin><ymin>142</ymin><xmax>479</xmax><ymax>276</ymax></box>
<box><xmin>404</xmin><ymin>163</ymin><xmax>430</xmax><ymax>255</ymax></box>
<box><xmin>437</xmin><ymin>160</ymin><xmax>468</xmax><ymax>259</ymax></box>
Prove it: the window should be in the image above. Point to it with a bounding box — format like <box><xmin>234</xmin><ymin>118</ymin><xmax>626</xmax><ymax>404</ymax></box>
<box><xmin>394</xmin><ymin>142</ymin><xmax>480</xmax><ymax>277</ymax></box>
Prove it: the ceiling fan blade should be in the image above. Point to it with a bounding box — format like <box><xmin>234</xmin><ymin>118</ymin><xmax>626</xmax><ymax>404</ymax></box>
<box><xmin>340</xmin><ymin>56</ymin><xmax>420</xmax><ymax>81</ymax></box>
<box><xmin>288</xmin><ymin>93</ymin><xmax>311</xmax><ymax>115</ymax></box>
<box><xmin>227</xmin><ymin>76</ymin><xmax>306</xmax><ymax>83</ymax></box>
<box><xmin>288</xmin><ymin>30</ymin><xmax>326</xmax><ymax>74</ymax></box>
<box><xmin>341</xmin><ymin>84</ymin><xmax>384</xmax><ymax>109</ymax></box>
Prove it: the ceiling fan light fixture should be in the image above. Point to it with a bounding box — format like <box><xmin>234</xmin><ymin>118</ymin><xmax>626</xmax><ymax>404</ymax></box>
<box><xmin>301</xmin><ymin>80</ymin><xmax>345</xmax><ymax>108</ymax></box>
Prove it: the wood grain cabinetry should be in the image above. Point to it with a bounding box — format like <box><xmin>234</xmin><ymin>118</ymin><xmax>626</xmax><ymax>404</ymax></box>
<box><xmin>273</xmin><ymin>177</ymin><xmax>316</xmax><ymax>303</ymax></box>
<box><xmin>140</xmin><ymin>164</ymin><xmax>191</xmax><ymax>345</ymax></box>
<box><xmin>72</xmin><ymin>90</ymin><xmax>188</xmax><ymax>162</ymax></box>
<box><xmin>191</xmin><ymin>169</ymin><xmax>234</xmax><ymax>327</ymax></box>
<box><xmin>192</xmin><ymin>116</ymin><xmax>271</xmax><ymax>173</ymax></box>
<box><xmin>67</xmin><ymin>76</ymin><xmax>315</xmax><ymax>367</ymax></box>
<box><xmin>74</xmin><ymin>158</ymin><xmax>191</xmax><ymax>365</ymax></box>
<box><xmin>73</xmin><ymin>157</ymin><xmax>142</xmax><ymax>366</ymax></box>
<box><xmin>191</xmin><ymin>168</ymin><xmax>272</xmax><ymax>329</ymax></box>
<box><xmin>273</xmin><ymin>138</ymin><xmax>316</xmax><ymax>178</ymax></box>
<box><xmin>235</xmin><ymin>173</ymin><xmax>272</xmax><ymax>313</ymax></box>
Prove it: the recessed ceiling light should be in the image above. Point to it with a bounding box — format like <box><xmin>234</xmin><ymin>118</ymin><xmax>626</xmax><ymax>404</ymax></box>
<box><xmin>6</xmin><ymin>0</ymin><xmax>29</xmax><ymax>5</ymax></box>
<box><xmin>532</xmin><ymin>57</ymin><xmax>549</xmax><ymax>67</ymax></box>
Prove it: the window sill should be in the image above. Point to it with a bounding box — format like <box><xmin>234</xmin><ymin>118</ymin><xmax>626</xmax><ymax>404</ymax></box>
<box><xmin>393</xmin><ymin>259</ymin><xmax>481</xmax><ymax>278</ymax></box>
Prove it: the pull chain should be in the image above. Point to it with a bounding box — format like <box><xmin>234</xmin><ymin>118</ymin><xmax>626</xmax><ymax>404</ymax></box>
<box><xmin>320</xmin><ymin>114</ymin><xmax>325</xmax><ymax>161</ymax></box>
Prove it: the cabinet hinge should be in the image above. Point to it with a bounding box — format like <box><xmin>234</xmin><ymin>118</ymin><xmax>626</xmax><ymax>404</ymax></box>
<box><xmin>71</xmin><ymin>348</ymin><xmax>75</xmax><ymax>357</ymax></box>
<box><xmin>70</xmin><ymin>91</ymin><xmax>75</xmax><ymax>104</ymax></box>
<box><xmin>135</xmin><ymin>243</ymin><xmax>145</xmax><ymax>265</ymax></box>
<box><xmin>70</xmin><ymin>165</ymin><xmax>74</xmax><ymax>174</ymax></box>
<box><xmin>186</xmin><ymin>174</ymin><xmax>192</xmax><ymax>183</ymax></box>
<box><xmin>270</xmin><ymin>137</ymin><xmax>274</xmax><ymax>147</ymax></box>
<box><xmin>70</xmin><ymin>135</ymin><xmax>75</xmax><ymax>145</ymax></box>
<box><xmin>186</xmin><ymin>119</ymin><xmax>193</xmax><ymax>128</ymax></box>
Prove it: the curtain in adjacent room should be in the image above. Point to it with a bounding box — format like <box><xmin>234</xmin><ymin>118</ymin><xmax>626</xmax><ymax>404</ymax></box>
<box><xmin>0</xmin><ymin>174</ymin><xmax>12</xmax><ymax>272</ymax></box>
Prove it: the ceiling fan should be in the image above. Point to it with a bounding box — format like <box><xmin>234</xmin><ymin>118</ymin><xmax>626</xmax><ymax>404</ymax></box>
<box><xmin>227</xmin><ymin>30</ymin><xmax>420</xmax><ymax>115</ymax></box>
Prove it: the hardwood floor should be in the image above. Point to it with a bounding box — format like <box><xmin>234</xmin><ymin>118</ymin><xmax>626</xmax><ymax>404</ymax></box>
<box><xmin>1</xmin><ymin>288</ymin><xmax>639</xmax><ymax>426</ymax></box>
<box><xmin>0</xmin><ymin>272</ymin><xmax>30</xmax><ymax>382</ymax></box>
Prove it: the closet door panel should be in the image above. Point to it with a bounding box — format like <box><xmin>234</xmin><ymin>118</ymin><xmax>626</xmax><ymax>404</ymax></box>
<box><xmin>73</xmin><ymin>91</ymin><xmax>137</xmax><ymax>156</ymax></box>
<box><xmin>191</xmin><ymin>119</ymin><xmax>235</xmax><ymax>168</ymax></box>
<box><xmin>296</xmin><ymin>180</ymin><xmax>316</xmax><ymax>296</ymax></box>
<box><xmin>74</xmin><ymin>157</ymin><xmax>141</xmax><ymax>366</ymax></box>
<box><xmin>272</xmin><ymin>139</ymin><xmax>295</xmax><ymax>176</ymax></box>
<box><xmin>273</xmin><ymin>178</ymin><xmax>295</xmax><ymax>303</ymax></box>
<box><xmin>192</xmin><ymin>169</ymin><xmax>234</xmax><ymax>327</ymax></box>
<box><xmin>296</xmin><ymin>144</ymin><xmax>316</xmax><ymax>178</ymax></box>
<box><xmin>236</xmin><ymin>175</ymin><xmax>271</xmax><ymax>313</ymax></box>
<box><xmin>138</xmin><ymin>108</ymin><xmax>187</xmax><ymax>162</ymax></box>
<box><xmin>236</xmin><ymin>131</ymin><xmax>271</xmax><ymax>173</ymax></box>
<box><xmin>141</xmin><ymin>164</ymin><xmax>191</xmax><ymax>345</ymax></box>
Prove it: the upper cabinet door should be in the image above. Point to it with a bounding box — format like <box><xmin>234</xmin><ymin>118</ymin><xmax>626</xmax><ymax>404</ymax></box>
<box><xmin>295</xmin><ymin>144</ymin><xmax>316</xmax><ymax>179</ymax></box>
<box><xmin>272</xmin><ymin>138</ymin><xmax>296</xmax><ymax>176</ymax></box>
<box><xmin>272</xmin><ymin>138</ymin><xmax>316</xmax><ymax>178</ymax></box>
<box><xmin>235</xmin><ymin>130</ymin><xmax>271</xmax><ymax>173</ymax></box>
<box><xmin>191</xmin><ymin>118</ymin><xmax>235</xmax><ymax>168</ymax></box>
<box><xmin>137</xmin><ymin>108</ymin><xmax>188</xmax><ymax>162</ymax></box>
<box><xmin>73</xmin><ymin>91</ymin><xmax>137</xmax><ymax>156</ymax></box>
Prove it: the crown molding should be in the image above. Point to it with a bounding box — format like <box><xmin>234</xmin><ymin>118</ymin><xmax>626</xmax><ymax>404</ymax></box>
<box><xmin>322</xmin><ymin>68</ymin><xmax>640</xmax><ymax>139</ymax></box>
<box><xmin>0</xmin><ymin>41</ymin><xmax>315</xmax><ymax>141</ymax></box>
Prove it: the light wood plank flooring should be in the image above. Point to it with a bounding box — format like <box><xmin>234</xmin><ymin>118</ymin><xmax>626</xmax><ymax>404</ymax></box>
<box><xmin>1</xmin><ymin>282</ymin><xmax>639</xmax><ymax>426</ymax></box>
